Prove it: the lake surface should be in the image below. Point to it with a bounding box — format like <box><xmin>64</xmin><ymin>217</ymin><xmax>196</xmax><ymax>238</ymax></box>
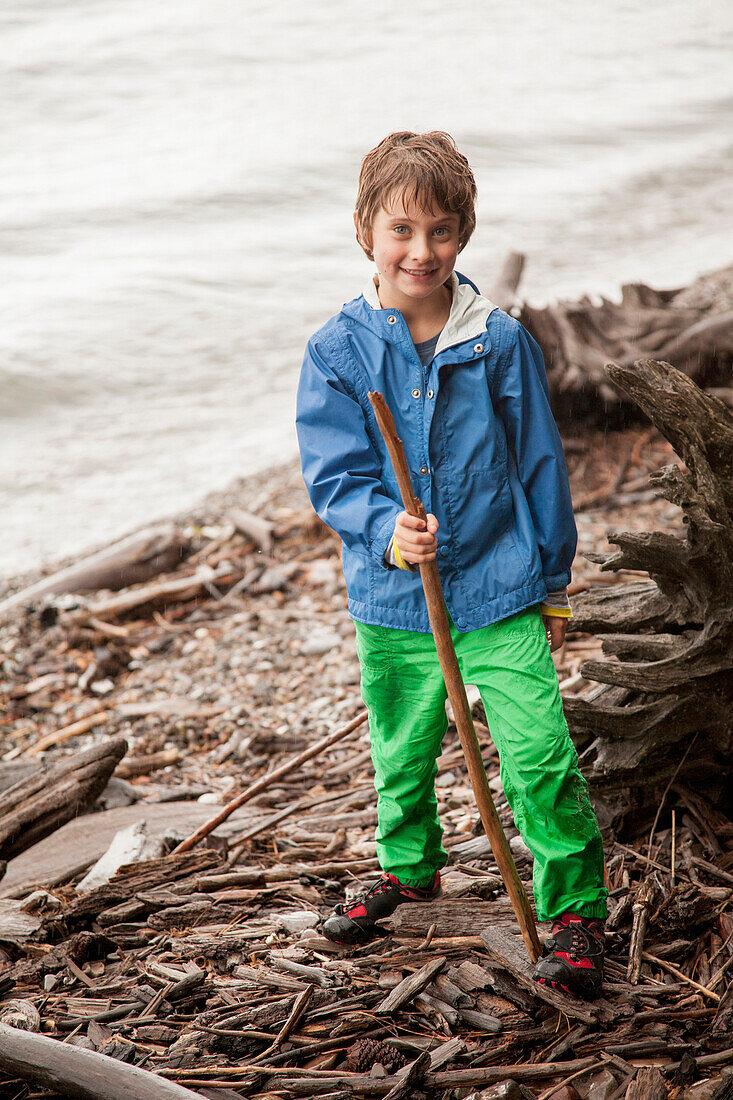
<box><xmin>2</xmin><ymin>0</ymin><xmax>732</xmax><ymax>576</ymax></box>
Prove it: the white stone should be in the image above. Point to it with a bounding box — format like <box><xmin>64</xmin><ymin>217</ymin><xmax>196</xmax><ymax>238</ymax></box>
<box><xmin>509</xmin><ymin>835</ymin><xmax>532</xmax><ymax>860</ymax></box>
<box><xmin>75</xmin><ymin>821</ymin><xmax>165</xmax><ymax>893</ymax></box>
<box><xmin>445</xmin><ymin>684</ymin><xmax>482</xmax><ymax>723</ymax></box>
<box><xmin>304</xmin><ymin>559</ymin><xmax>339</xmax><ymax>586</ymax></box>
<box><xmin>435</xmin><ymin>770</ymin><xmax>457</xmax><ymax>788</ymax></box>
<box><xmin>277</xmin><ymin>910</ymin><xmax>320</xmax><ymax>934</ymax></box>
<box><xmin>90</xmin><ymin>678</ymin><xmax>114</xmax><ymax>695</ymax></box>
<box><xmin>300</xmin><ymin>633</ymin><xmax>341</xmax><ymax>657</ymax></box>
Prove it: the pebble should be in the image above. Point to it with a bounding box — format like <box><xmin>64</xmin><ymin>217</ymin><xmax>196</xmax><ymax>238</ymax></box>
<box><xmin>277</xmin><ymin>911</ymin><xmax>320</xmax><ymax>933</ymax></box>
<box><xmin>303</xmin><ymin>559</ymin><xmax>339</xmax><ymax>586</ymax></box>
<box><xmin>90</xmin><ymin>678</ymin><xmax>114</xmax><ymax>695</ymax></box>
<box><xmin>255</xmin><ymin>565</ymin><xmax>293</xmax><ymax>593</ymax></box>
<box><xmin>509</xmin><ymin>835</ymin><xmax>532</xmax><ymax>860</ymax></box>
<box><xmin>300</xmin><ymin>632</ymin><xmax>342</xmax><ymax>656</ymax></box>
<box><xmin>581</xmin><ymin>1068</ymin><xmax>618</xmax><ymax>1100</ymax></box>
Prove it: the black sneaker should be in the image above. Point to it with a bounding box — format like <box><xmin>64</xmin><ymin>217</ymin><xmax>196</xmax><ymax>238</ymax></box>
<box><xmin>532</xmin><ymin>912</ymin><xmax>605</xmax><ymax>1000</ymax></box>
<box><xmin>321</xmin><ymin>872</ymin><xmax>441</xmax><ymax>945</ymax></box>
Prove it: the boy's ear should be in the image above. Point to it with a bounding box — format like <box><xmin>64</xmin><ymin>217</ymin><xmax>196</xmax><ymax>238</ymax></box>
<box><xmin>353</xmin><ymin>211</ymin><xmax>364</xmax><ymax>248</ymax></box>
<box><xmin>353</xmin><ymin>212</ymin><xmax>373</xmax><ymax>260</ymax></box>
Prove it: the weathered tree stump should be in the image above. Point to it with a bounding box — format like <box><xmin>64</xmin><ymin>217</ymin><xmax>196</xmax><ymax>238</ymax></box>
<box><xmin>563</xmin><ymin>358</ymin><xmax>733</xmax><ymax>830</ymax></box>
<box><xmin>0</xmin><ymin>738</ymin><xmax>127</xmax><ymax>862</ymax></box>
<box><xmin>517</xmin><ymin>265</ymin><xmax>733</xmax><ymax>423</ymax></box>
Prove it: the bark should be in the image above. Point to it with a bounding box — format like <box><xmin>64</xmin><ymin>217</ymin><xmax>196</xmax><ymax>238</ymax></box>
<box><xmin>517</xmin><ymin>265</ymin><xmax>733</xmax><ymax>423</ymax></box>
<box><xmin>0</xmin><ymin>738</ymin><xmax>127</xmax><ymax>862</ymax></box>
<box><xmin>489</xmin><ymin>250</ymin><xmax>526</xmax><ymax>311</ymax></box>
<box><xmin>625</xmin><ymin>1066</ymin><xmax>668</xmax><ymax>1100</ymax></box>
<box><xmin>0</xmin><ymin>1021</ymin><xmax>206</xmax><ymax>1099</ymax></box>
<box><xmin>564</xmin><ymin>358</ymin><xmax>733</xmax><ymax>830</ymax></box>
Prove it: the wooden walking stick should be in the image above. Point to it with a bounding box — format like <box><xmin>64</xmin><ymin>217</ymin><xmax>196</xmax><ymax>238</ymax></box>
<box><xmin>368</xmin><ymin>391</ymin><xmax>541</xmax><ymax>963</ymax></box>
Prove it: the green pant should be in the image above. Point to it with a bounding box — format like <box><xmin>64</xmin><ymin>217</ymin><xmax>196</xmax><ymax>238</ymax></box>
<box><xmin>354</xmin><ymin>605</ymin><xmax>607</xmax><ymax>922</ymax></box>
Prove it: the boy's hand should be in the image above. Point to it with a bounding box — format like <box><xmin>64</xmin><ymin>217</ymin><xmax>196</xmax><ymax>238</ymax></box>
<box><xmin>542</xmin><ymin>614</ymin><xmax>567</xmax><ymax>652</ymax></box>
<box><xmin>395</xmin><ymin>511</ymin><xmax>439</xmax><ymax>564</ymax></box>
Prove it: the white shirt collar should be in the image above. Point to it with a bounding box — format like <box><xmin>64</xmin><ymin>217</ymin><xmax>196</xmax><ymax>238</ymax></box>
<box><xmin>362</xmin><ymin>272</ymin><xmax>498</xmax><ymax>355</ymax></box>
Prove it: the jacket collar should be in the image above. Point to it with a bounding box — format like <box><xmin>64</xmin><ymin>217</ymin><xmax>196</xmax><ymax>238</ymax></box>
<box><xmin>360</xmin><ymin>271</ymin><xmax>498</xmax><ymax>357</ymax></box>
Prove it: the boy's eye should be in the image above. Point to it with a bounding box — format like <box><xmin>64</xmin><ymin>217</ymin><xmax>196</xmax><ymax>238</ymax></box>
<box><xmin>434</xmin><ymin>227</ymin><xmax>450</xmax><ymax>237</ymax></box>
<box><xmin>393</xmin><ymin>225</ymin><xmax>409</xmax><ymax>235</ymax></box>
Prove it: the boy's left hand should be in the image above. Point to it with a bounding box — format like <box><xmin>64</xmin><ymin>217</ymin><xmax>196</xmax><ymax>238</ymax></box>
<box><xmin>542</xmin><ymin>614</ymin><xmax>567</xmax><ymax>652</ymax></box>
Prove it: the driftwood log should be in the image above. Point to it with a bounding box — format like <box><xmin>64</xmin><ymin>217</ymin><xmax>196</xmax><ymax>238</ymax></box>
<box><xmin>0</xmin><ymin>737</ymin><xmax>127</xmax><ymax>863</ymax></box>
<box><xmin>0</xmin><ymin>1022</ymin><xmax>206</xmax><ymax>1100</ymax></box>
<box><xmin>564</xmin><ymin>358</ymin><xmax>733</xmax><ymax>830</ymax></box>
<box><xmin>0</xmin><ymin>524</ymin><xmax>189</xmax><ymax>619</ymax></box>
<box><xmin>488</xmin><ymin>249</ymin><xmax>525</xmax><ymax>311</ymax></box>
<box><xmin>517</xmin><ymin>264</ymin><xmax>733</xmax><ymax>422</ymax></box>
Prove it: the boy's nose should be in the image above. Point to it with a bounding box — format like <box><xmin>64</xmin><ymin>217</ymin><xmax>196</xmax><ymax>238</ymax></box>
<box><xmin>410</xmin><ymin>236</ymin><xmax>432</xmax><ymax>261</ymax></box>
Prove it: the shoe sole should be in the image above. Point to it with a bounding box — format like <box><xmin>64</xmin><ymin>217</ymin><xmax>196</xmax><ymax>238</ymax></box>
<box><xmin>534</xmin><ymin>974</ymin><xmax>602</xmax><ymax>1001</ymax></box>
<box><xmin>321</xmin><ymin>913</ymin><xmax>387</xmax><ymax>945</ymax></box>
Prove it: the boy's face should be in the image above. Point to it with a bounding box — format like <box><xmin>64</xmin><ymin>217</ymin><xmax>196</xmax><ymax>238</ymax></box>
<box><xmin>356</xmin><ymin>193</ymin><xmax>460</xmax><ymax>312</ymax></box>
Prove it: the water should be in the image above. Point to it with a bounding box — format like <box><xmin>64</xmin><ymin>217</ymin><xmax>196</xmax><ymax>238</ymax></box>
<box><xmin>2</xmin><ymin>0</ymin><xmax>732</xmax><ymax>577</ymax></box>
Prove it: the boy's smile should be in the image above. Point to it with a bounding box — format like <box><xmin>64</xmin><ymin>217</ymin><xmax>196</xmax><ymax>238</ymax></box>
<box><xmin>356</xmin><ymin>195</ymin><xmax>461</xmax><ymax>322</ymax></box>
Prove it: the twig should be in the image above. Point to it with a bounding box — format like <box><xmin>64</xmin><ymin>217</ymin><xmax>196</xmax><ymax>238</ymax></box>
<box><xmin>25</xmin><ymin>711</ymin><xmax>110</xmax><ymax>757</ymax></box>
<box><xmin>627</xmin><ymin>877</ymin><xmax>659</xmax><ymax>984</ymax></box>
<box><xmin>648</xmin><ymin>732</ymin><xmax>699</xmax><ymax>854</ymax></box>
<box><xmin>538</xmin><ymin>1062</ymin><xmax>601</xmax><ymax>1100</ymax></box>
<box><xmin>612</xmin><ymin>842</ymin><xmax>671</xmax><ymax>875</ymax></box>
<box><xmin>419</xmin><ymin>923</ymin><xmax>438</xmax><ymax>951</ymax></box>
<box><xmin>642</xmin><ymin>952</ymin><xmax>721</xmax><ymax>1002</ymax></box>
<box><xmin>251</xmin><ymin>985</ymin><xmax>314</xmax><ymax>1062</ymax></box>
<box><xmin>171</xmin><ymin>708</ymin><xmax>368</xmax><ymax>854</ymax></box>
<box><xmin>375</xmin><ymin>957</ymin><xmax>447</xmax><ymax>1014</ymax></box>
<box><xmin>671</xmin><ymin>808</ymin><xmax>676</xmax><ymax>883</ymax></box>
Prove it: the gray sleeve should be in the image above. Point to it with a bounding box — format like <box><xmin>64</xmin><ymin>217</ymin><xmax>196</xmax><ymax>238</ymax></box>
<box><xmin>541</xmin><ymin>587</ymin><xmax>570</xmax><ymax>611</ymax></box>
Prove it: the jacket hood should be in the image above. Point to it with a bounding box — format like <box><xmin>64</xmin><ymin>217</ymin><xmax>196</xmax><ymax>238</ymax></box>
<box><xmin>342</xmin><ymin>271</ymin><xmax>499</xmax><ymax>358</ymax></box>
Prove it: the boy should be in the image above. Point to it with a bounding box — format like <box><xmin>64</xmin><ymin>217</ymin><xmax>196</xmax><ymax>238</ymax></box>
<box><xmin>296</xmin><ymin>132</ymin><xmax>607</xmax><ymax>999</ymax></box>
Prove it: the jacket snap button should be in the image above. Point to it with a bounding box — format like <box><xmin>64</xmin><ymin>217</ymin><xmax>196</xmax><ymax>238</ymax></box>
<box><xmin>411</xmin><ymin>388</ymin><xmax>421</xmax><ymax>398</ymax></box>
<box><xmin>474</xmin><ymin>343</ymin><xmax>484</xmax><ymax>353</ymax></box>
<box><xmin>387</xmin><ymin>315</ymin><xmax>397</xmax><ymax>324</ymax></box>
<box><xmin>420</xmin><ymin>465</ymin><xmax>428</xmax><ymax>475</ymax></box>
<box><xmin>427</xmin><ymin>389</ymin><xmax>434</xmax><ymax>398</ymax></box>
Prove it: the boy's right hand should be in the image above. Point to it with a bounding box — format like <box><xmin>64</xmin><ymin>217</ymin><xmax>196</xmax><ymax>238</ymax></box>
<box><xmin>394</xmin><ymin>511</ymin><xmax>439</xmax><ymax>564</ymax></box>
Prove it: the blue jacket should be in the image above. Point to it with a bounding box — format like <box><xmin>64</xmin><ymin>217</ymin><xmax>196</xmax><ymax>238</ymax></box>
<box><xmin>296</xmin><ymin>272</ymin><xmax>577</xmax><ymax>633</ymax></box>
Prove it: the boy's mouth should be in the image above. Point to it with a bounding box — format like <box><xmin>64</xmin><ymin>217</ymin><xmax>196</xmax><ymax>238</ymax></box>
<box><xmin>401</xmin><ymin>267</ymin><xmax>438</xmax><ymax>279</ymax></box>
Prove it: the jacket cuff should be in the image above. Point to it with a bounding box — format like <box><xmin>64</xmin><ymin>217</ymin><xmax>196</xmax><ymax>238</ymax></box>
<box><xmin>543</xmin><ymin>570</ymin><xmax>572</xmax><ymax>591</ymax></box>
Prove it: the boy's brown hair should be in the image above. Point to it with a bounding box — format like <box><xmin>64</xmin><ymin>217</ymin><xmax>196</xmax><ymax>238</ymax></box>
<box><xmin>355</xmin><ymin>131</ymin><xmax>477</xmax><ymax>261</ymax></box>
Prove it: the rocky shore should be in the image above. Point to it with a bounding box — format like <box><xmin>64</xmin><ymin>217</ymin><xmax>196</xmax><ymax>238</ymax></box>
<box><xmin>1</xmin><ymin>427</ymin><xmax>731</xmax><ymax>1100</ymax></box>
<box><xmin>0</xmin><ymin>427</ymin><xmax>685</xmax><ymax>791</ymax></box>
